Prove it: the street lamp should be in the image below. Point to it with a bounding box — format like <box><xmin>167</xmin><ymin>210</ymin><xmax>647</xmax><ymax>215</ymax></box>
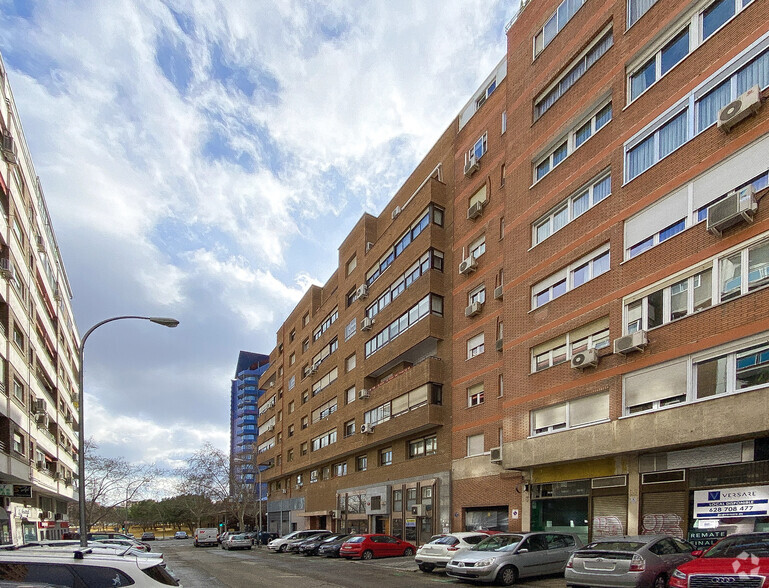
<box><xmin>77</xmin><ymin>316</ymin><xmax>179</xmax><ymax>547</ymax></box>
<box><xmin>232</xmin><ymin>458</ymin><xmax>270</xmax><ymax>544</ymax></box>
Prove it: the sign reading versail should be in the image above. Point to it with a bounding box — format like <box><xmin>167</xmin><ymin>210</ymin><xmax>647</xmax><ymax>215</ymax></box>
<box><xmin>694</xmin><ymin>485</ymin><xmax>769</xmax><ymax>519</ymax></box>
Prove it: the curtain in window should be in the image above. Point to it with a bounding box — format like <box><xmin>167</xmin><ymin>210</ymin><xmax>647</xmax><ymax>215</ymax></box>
<box><xmin>570</xmin><ymin>392</ymin><xmax>609</xmax><ymax>427</ymax></box>
<box><xmin>593</xmin><ymin>176</ymin><xmax>611</xmax><ymax>202</ymax></box>
<box><xmin>659</xmin><ymin>110</ymin><xmax>688</xmax><ymax>158</ymax></box>
<box><xmin>572</xmin><ymin>192</ymin><xmax>590</xmax><ymax>217</ymax></box>
<box><xmin>628</xmin><ymin>0</ymin><xmax>658</xmax><ymax>26</ymax></box>
<box><xmin>697</xmin><ymin>80</ymin><xmax>731</xmax><ymax>132</ymax></box>
<box><xmin>736</xmin><ymin>50</ymin><xmax>769</xmax><ymax>95</ymax></box>
<box><xmin>625</xmin><ymin>359</ymin><xmax>687</xmax><ymax>407</ymax></box>
<box><xmin>628</xmin><ymin>136</ymin><xmax>654</xmax><ymax>180</ymax></box>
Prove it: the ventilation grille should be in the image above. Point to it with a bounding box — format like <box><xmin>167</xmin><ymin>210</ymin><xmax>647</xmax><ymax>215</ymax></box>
<box><xmin>688</xmin><ymin>460</ymin><xmax>769</xmax><ymax>489</ymax></box>
<box><xmin>641</xmin><ymin>470</ymin><xmax>685</xmax><ymax>485</ymax></box>
<box><xmin>591</xmin><ymin>475</ymin><xmax>627</xmax><ymax>489</ymax></box>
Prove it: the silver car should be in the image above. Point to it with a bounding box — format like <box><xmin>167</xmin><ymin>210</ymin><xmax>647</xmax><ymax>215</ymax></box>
<box><xmin>414</xmin><ymin>532</ymin><xmax>490</xmax><ymax>572</ymax></box>
<box><xmin>565</xmin><ymin>535</ymin><xmax>697</xmax><ymax>588</ymax></box>
<box><xmin>446</xmin><ymin>532</ymin><xmax>582</xmax><ymax>585</ymax></box>
<box><xmin>221</xmin><ymin>533</ymin><xmax>253</xmax><ymax>550</ymax></box>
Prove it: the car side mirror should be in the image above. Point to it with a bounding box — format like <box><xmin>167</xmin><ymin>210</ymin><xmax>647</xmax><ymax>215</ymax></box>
<box><xmin>691</xmin><ymin>550</ymin><xmax>704</xmax><ymax>557</ymax></box>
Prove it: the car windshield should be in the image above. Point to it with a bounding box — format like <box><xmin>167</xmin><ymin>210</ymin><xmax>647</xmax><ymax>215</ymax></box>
<box><xmin>231</xmin><ymin>534</ymin><xmax>245</xmax><ymax>539</ymax></box>
<box><xmin>583</xmin><ymin>541</ymin><xmax>646</xmax><ymax>552</ymax></box>
<box><xmin>704</xmin><ymin>535</ymin><xmax>769</xmax><ymax>558</ymax></box>
<box><xmin>346</xmin><ymin>536</ymin><xmax>365</xmax><ymax>543</ymax></box>
<box><xmin>472</xmin><ymin>535</ymin><xmax>524</xmax><ymax>552</ymax></box>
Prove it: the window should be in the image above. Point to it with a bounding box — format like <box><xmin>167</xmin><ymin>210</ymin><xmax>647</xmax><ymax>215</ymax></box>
<box><xmin>344</xmin><ymin>419</ymin><xmax>355</xmax><ymax>437</ymax></box>
<box><xmin>311</xmin><ymin>429</ymin><xmax>337</xmax><ymax>452</ymax></box>
<box><xmin>468</xmin><ymin>284</ymin><xmax>486</xmax><ymax>306</ymax></box>
<box><xmin>289</xmin><ymin>329</ymin><xmax>296</xmax><ymax>342</ymax></box>
<box><xmin>12</xmin><ymin>378</ymin><xmax>23</xmax><ymax>402</ymax></box>
<box><xmin>300</xmin><ymin>442</ymin><xmax>308</xmax><ymax>456</ymax></box>
<box><xmin>313</xmin><ymin>307</ymin><xmax>338</xmax><ymax>342</ymax></box>
<box><xmin>628</xmin><ymin>0</ymin><xmax>658</xmax><ymax>26</ymax></box>
<box><xmin>12</xmin><ymin>326</ymin><xmax>24</xmax><ymax>350</ymax></box>
<box><xmin>302</xmin><ymin>338</ymin><xmax>309</xmax><ymax>352</ymax></box>
<box><xmin>345</xmin><ymin>354</ymin><xmax>356</xmax><ymax>373</ymax></box>
<box><xmin>345</xmin><ymin>317</ymin><xmax>356</xmax><ymax>341</ymax></box>
<box><xmin>356</xmin><ymin>455</ymin><xmax>367</xmax><ymax>471</ymax></box>
<box><xmin>12</xmin><ymin>432</ymin><xmax>23</xmax><ymax>454</ymax></box>
<box><xmin>301</xmin><ymin>416</ymin><xmax>308</xmax><ymax>429</ymax></box>
<box><xmin>534</xmin><ymin>173</ymin><xmax>611</xmax><ymax>245</ymax></box>
<box><xmin>629</xmin><ymin>27</ymin><xmax>690</xmax><ymax>101</ymax></box>
<box><xmin>393</xmin><ymin>489</ymin><xmax>403</xmax><ymax>513</ymax></box>
<box><xmin>535</xmin><ymin>102</ymin><xmax>612</xmax><ymax>182</ymax></box>
<box><xmin>287</xmin><ymin>449</ymin><xmax>294</xmax><ymax>462</ymax></box>
<box><xmin>346</xmin><ymin>386</ymin><xmax>356</xmax><ymax>405</ymax></box>
<box><xmin>624</xmin><ymin>359</ymin><xmax>688</xmax><ymax>413</ymax></box>
<box><xmin>335</xmin><ymin>461</ymin><xmax>347</xmax><ymax>477</ymax></box>
<box><xmin>311</xmin><ymin>398</ymin><xmax>338</xmax><ymax>424</ymax></box>
<box><xmin>502</xmin><ymin>111</ymin><xmax>507</xmax><ymax>134</ymax></box>
<box><xmin>310</xmin><ymin>469</ymin><xmax>319</xmax><ymax>483</ymax></box>
<box><xmin>468</xmin><ymin>133</ymin><xmax>488</xmax><ymax>163</ymax></box>
<box><xmin>534</xmin><ymin>0</ymin><xmax>586</xmax><ymax>55</ymax></box>
<box><xmin>303</xmin><ymin>313</ymin><xmax>310</xmax><ymax>327</ymax></box>
<box><xmin>533</xmin><ymin>245</ymin><xmax>610</xmax><ymax>308</ymax></box>
<box><xmin>346</xmin><ymin>288</ymin><xmax>356</xmax><ymax>308</ymax></box>
<box><xmin>409</xmin><ymin>435</ymin><xmax>437</xmax><ymax>458</ymax></box>
<box><xmin>533</xmin><ymin>318</ymin><xmax>610</xmax><ymax>372</ymax></box>
<box><xmin>498</xmin><ymin>374</ymin><xmax>504</xmax><ymax>397</ymax></box>
<box><xmin>468</xmin><ymin>383</ymin><xmax>484</xmax><ymax>407</ymax></box>
<box><xmin>312</xmin><ymin>367</ymin><xmax>338</xmax><ymax>396</ymax></box>
<box><xmin>288</xmin><ymin>401</ymin><xmax>294</xmax><ymax>414</ymax></box>
<box><xmin>296</xmin><ymin>473</ymin><xmax>304</xmax><ymax>485</ymax></box>
<box><xmin>499</xmin><ymin>216</ymin><xmax>505</xmax><ymax>238</ymax></box>
<box><xmin>289</xmin><ymin>353</ymin><xmax>295</xmax><ymax>366</ymax></box>
<box><xmin>467</xmin><ymin>333</ymin><xmax>485</xmax><ymax>359</ymax></box>
<box><xmin>288</xmin><ymin>375</ymin><xmax>295</xmax><ymax>391</ymax></box>
<box><xmin>312</xmin><ymin>336</ymin><xmax>338</xmax><ymax>367</ymax></box>
<box><xmin>11</xmin><ymin>218</ymin><xmax>23</xmax><ymax>245</ymax></box>
<box><xmin>365</xmin><ymin>294</ymin><xmax>443</xmax><ymax>358</ymax></box>
<box><xmin>380</xmin><ymin>448</ymin><xmax>393</xmax><ymax>466</ymax></box>
<box><xmin>469</xmin><ymin>236</ymin><xmax>486</xmax><ymax>259</ymax></box>
<box><xmin>535</xmin><ymin>28</ymin><xmax>613</xmax><ymax>119</ymax></box>
<box><xmin>365</xmin><ymin>249</ymin><xmax>444</xmax><ymax>319</ymax></box>
<box><xmin>532</xmin><ymin>392</ymin><xmax>609</xmax><ymax>434</ymax></box>
<box><xmin>322</xmin><ymin>466</ymin><xmax>331</xmax><ymax>480</ymax></box>
<box><xmin>302</xmin><ymin>390</ymin><xmax>309</xmax><ymax>404</ymax></box>
<box><xmin>346</xmin><ymin>255</ymin><xmax>357</xmax><ymax>276</ymax></box>
<box><xmin>288</xmin><ymin>424</ymin><xmax>295</xmax><ymax>438</ymax></box>
<box><xmin>467</xmin><ymin>433</ymin><xmax>485</xmax><ymax>457</ymax></box>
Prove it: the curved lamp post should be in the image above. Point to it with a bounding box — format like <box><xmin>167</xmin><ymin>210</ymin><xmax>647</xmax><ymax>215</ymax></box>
<box><xmin>77</xmin><ymin>316</ymin><xmax>179</xmax><ymax>547</ymax></box>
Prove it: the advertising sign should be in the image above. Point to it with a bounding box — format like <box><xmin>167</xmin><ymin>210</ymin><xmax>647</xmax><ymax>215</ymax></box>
<box><xmin>694</xmin><ymin>485</ymin><xmax>769</xmax><ymax>518</ymax></box>
<box><xmin>0</xmin><ymin>484</ymin><xmax>31</xmax><ymax>498</ymax></box>
<box><xmin>687</xmin><ymin>529</ymin><xmax>727</xmax><ymax>549</ymax></box>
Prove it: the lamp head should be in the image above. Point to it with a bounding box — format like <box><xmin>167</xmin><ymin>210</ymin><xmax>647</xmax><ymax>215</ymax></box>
<box><xmin>149</xmin><ymin>317</ymin><xmax>180</xmax><ymax>328</ymax></box>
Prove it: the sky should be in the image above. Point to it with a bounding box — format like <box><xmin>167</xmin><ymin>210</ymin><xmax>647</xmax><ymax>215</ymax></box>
<box><xmin>0</xmin><ymin>0</ymin><xmax>512</xmax><ymax>492</ymax></box>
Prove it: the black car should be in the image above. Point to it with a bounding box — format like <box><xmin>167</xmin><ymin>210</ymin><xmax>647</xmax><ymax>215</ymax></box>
<box><xmin>317</xmin><ymin>534</ymin><xmax>354</xmax><ymax>557</ymax></box>
<box><xmin>256</xmin><ymin>531</ymin><xmax>279</xmax><ymax>545</ymax></box>
<box><xmin>299</xmin><ymin>533</ymin><xmax>349</xmax><ymax>556</ymax></box>
<box><xmin>287</xmin><ymin>532</ymin><xmax>333</xmax><ymax>553</ymax></box>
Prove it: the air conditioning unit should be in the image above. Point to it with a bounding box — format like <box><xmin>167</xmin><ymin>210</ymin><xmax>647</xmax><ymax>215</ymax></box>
<box><xmin>36</xmin><ymin>414</ymin><xmax>49</xmax><ymax>428</ymax></box>
<box><xmin>269</xmin><ymin>381</ymin><xmax>275</xmax><ymax>388</ymax></box>
<box><xmin>64</xmin><ymin>475</ymin><xmax>72</xmax><ymax>485</ymax></box>
<box><xmin>53</xmin><ymin>471</ymin><xmax>61</xmax><ymax>480</ymax></box>
<box><xmin>411</xmin><ymin>504</ymin><xmax>425</xmax><ymax>517</ymax></box>
<box><xmin>361</xmin><ymin>317</ymin><xmax>374</xmax><ymax>331</ymax></box>
<box><xmin>571</xmin><ymin>348</ymin><xmax>599</xmax><ymax>369</ymax></box>
<box><xmin>366</xmin><ymin>241</ymin><xmax>374</xmax><ymax>253</ymax></box>
<box><xmin>614</xmin><ymin>330</ymin><xmax>648</xmax><ymax>355</ymax></box>
<box><xmin>295</xmin><ymin>483</ymin><xmax>303</xmax><ymax>489</ymax></box>
<box><xmin>707</xmin><ymin>185</ymin><xmax>758</xmax><ymax>236</ymax></box>
<box><xmin>391</xmin><ymin>206</ymin><xmax>402</xmax><ymax>220</ymax></box>
<box><xmin>717</xmin><ymin>85</ymin><xmax>763</xmax><ymax>132</ymax></box>
<box><xmin>36</xmin><ymin>236</ymin><xmax>45</xmax><ymax>252</ymax></box>
<box><xmin>467</xmin><ymin>201</ymin><xmax>485</xmax><ymax>220</ymax></box>
<box><xmin>359</xmin><ymin>423</ymin><xmax>374</xmax><ymax>434</ymax></box>
<box><xmin>495</xmin><ymin>338</ymin><xmax>503</xmax><ymax>352</ymax></box>
<box><xmin>1</xmin><ymin>132</ymin><xmax>17</xmax><ymax>165</ymax></box>
<box><xmin>331</xmin><ymin>509</ymin><xmax>342</xmax><ymax>519</ymax></box>
<box><xmin>464</xmin><ymin>154</ymin><xmax>479</xmax><ymax>177</ymax></box>
<box><xmin>0</xmin><ymin>258</ymin><xmax>12</xmax><ymax>279</ymax></box>
<box><xmin>494</xmin><ymin>285</ymin><xmax>504</xmax><ymax>300</ymax></box>
<box><xmin>303</xmin><ymin>366</ymin><xmax>311</xmax><ymax>377</ymax></box>
<box><xmin>265</xmin><ymin>425</ymin><xmax>275</xmax><ymax>433</ymax></box>
<box><xmin>33</xmin><ymin>398</ymin><xmax>47</xmax><ymax>415</ymax></box>
<box><xmin>309</xmin><ymin>363</ymin><xmax>319</xmax><ymax>375</ymax></box>
<box><xmin>281</xmin><ymin>488</ymin><xmax>287</xmax><ymax>494</ymax></box>
<box><xmin>465</xmin><ymin>301</ymin><xmax>483</xmax><ymax>317</ymax></box>
<box><xmin>356</xmin><ymin>284</ymin><xmax>369</xmax><ymax>299</ymax></box>
<box><xmin>458</xmin><ymin>256</ymin><xmax>477</xmax><ymax>275</ymax></box>
<box><xmin>490</xmin><ymin>447</ymin><xmax>502</xmax><ymax>463</ymax></box>
<box><xmin>358</xmin><ymin>389</ymin><xmax>370</xmax><ymax>400</ymax></box>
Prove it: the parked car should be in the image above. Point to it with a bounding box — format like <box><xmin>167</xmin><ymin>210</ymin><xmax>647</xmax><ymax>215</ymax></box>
<box><xmin>445</xmin><ymin>531</ymin><xmax>582</xmax><ymax>586</ymax></box>
<box><xmin>268</xmin><ymin>530</ymin><xmax>329</xmax><ymax>553</ymax></box>
<box><xmin>141</xmin><ymin>532</ymin><xmax>156</xmax><ymax>541</ymax></box>
<box><xmin>297</xmin><ymin>533</ymin><xmax>343</xmax><ymax>555</ymax></box>
<box><xmin>221</xmin><ymin>533</ymin><xmax>253</xmax><ymax>551</ymax></box>
<box><xmin>415</xmin><ymin>532</ymin><xmax>490</xmax><ymax>572</ymax></box>
<box><xmin>174</xmin><ymin>531</ymin><xmax>188</xmax><ymax>540</ymax></box>
<box><xmin>88</xmin><ymin>537</ymin><xmax>150</xmax><ymax>553</ymax></box>
<box><xmin>669</xmin><ymin>532</ymin><xmax>769</xmax><ymax>588</ymax></box>
<box><xmin>339</xmin><ymin>534</ymin><xmax>416</xmax><ymax>560</ymax></box>
<box><xmin>194</xmin><ymin>527</ymin><xmax>219</xmax><ymax>547</ymax></box>
<box><xmin>257</xmin><ymin>531</ymin><xmax>279</xmax><ymax>545</ymax></box>
<box><xmin>88</xmin><ymin>533</ymin><xmax>151</xmax><ymax>551</ymax></box>
<box><xmin>565</xmin><ymin>535</ymin><xmax>697</xmax><ymax>588</ymax></box>
<box><xmin>288</xmin><ymin>531</ymin><xmax>333</xmax><ymax>553</ymax></box>
<box><xmin>318</xmin><ymin>534</ymin><xmax>354</xmax><ymax>557</ymax></box>
<box><xmin>217</xmin><ymin>532</ymin><xmax>232</xmax><ymax>544</ymax></box>
<box><xmin>0</xmin><ymin>544</ymin><xmax>179</xmax><ymax>586</ymax></box>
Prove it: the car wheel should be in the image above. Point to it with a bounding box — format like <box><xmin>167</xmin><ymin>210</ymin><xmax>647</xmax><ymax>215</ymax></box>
<box><xmin>361</xmin><ymin>550</ymin><xmax>374</xmax><ymax>560</ymax></box>
<box><xmin>653</xmin><ymin>574</ymin><xmax>667</xmax><ymax>588</ymax></box>
<box><xmin>403</xmin><ymin>547</ymin><xmax>414</xmax><ymax>556</ymax></box>
<box><xmin>278</xmin><ymin>544</ymin><xmax>287</xmax><ymax>553</ymax></box>
<box><xmin>496</xmin><ymin>565</ymin><xmax>517</xmax><ymax>586</ymax></box>
<box><xmin>418</xmin><ymin>563</ymin><xmax>435</xmax><ymax>573</ymax></box>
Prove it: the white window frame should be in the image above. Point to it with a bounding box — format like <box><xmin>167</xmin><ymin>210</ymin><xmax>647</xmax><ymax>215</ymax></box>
<box><xmin>466</xmin><ymin>433</ymin><xmax>485</xmax><ymax>457</ymax></box>
<box><xmin>469</xmin><ymin>235</ymin><xmax>486</xmax><ymax>259</ymax></box>
<box><xmin>628</xmin><ymin>25</ymin><xmax>692</xmax><ymax>103</ymax></box>
<box><xmin>532</xmin><ymin>244</ymin><xmax>611</xmax><ymax>309</ymax></box>
<box><xmin>344</xmin><ymin>317</ymin><xmax>356</xmax><ymax>341</ymax></box>
<box><xmin>531</xmin><ymin>391</ymin><xmax>610</xmax><ymax>435</ymax></box>
<box><xmin>468</xmin><ymin>284</ymin><xmax>486</xmax><ymax>305</ymax></box>
<box><xmin>467</xmin><ymin>383</ymin><xmax>484</xmax><ymax>407</ymax></box>
<box><xmin>533</xmin><ymin>0</ymin><xmax>587</xmax><ymax>57</ymax></box>
<box><xmin>476</xmin><ymin>80</ymin><xmax>496</xmax><ymax>109</ymax></box>
<box><xmin>467</xmin><ymin>333</ymin><xmax>485</xmax><ymax>359</ymax></box>
<box><xmin>467</xmin><ymin>132</ymin><xmax>488</xmax><ymax>164</ymax></box>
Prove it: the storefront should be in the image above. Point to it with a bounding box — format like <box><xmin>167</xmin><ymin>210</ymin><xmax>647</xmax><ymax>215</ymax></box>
<box><xmin>265</xmin><ymin>496</ymin><xmax>305</xmax><ymax>535</ymax></box>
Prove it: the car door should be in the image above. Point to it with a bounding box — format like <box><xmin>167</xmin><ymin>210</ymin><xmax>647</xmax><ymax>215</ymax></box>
<box><xmin>515</xmin><ymin>534</ymin><xmax>551</xmax><ymax>578</ymax></box>
<box><xmin>544</xmin><ymin>534</ymin><xmax>577</xmax><ymax>573</ymax></box>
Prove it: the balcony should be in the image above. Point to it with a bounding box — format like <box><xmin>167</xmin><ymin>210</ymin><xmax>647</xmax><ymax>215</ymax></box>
<box><xmin>366</xmin><ymin>355</ymin><xmax>444</xmax><ymax>401</ymax></box>
<box><xmin>502</xmin><ymin>387</ymin><xmax>769</xmax><ymax>470</ymax></box>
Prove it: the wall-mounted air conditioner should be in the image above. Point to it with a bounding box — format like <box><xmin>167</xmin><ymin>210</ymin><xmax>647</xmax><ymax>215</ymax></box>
<box><xmin>571</xmin><ymin>348</ymin><xmax>599</xmax><ymax>369</ymax></box>
<box><xmin>465</xmin><ymin>301</ymin><xmax>483</xmax><ymax>317</ymax></box>
<box><xmin>356</xmin><ymin>284</ymin><xmax>369</xmax><ymax>299</ymax></box>
<box><xmin>495</xmin><ymin>338</ymin><xmax>503</xmax><ymax>352</ymax></box>
<box><xmin>707</xmin><ymin>185</ymin><xmax>758</xmax><ymax>236</ymax></box>
<box><xmin>614</xmin><ymin>330</ymin><xmax>648</xmax><ymax>355</ymax></box>
<box><xmin>391</xmin><ymin>206</ymin><xmax>401</xmax><ymax>220</ymax></box>
<box><xmin>467</xmin><ymin>201</ymin><xmax>485</xmax><ymax>220</ymax></box>
<box><xmin>361</xmin><ymin>317</ymin><xmax>374</xmax><ymax>331</ymax></box>
<box><xmin>411</xmin><ymin>504</ymin><xmax>425</xmax><ymax>517</ymax></box>
<box><xmin>464</xmin><ymin>154</ymin><xmax>479</xmax><ymax>177</ymax></box>
<box><xmin>358</xmin><ymin>389</ymin><xmax>370</xmax><ymax>400</ymax></box>
<box><xmin>494</xmin><ymin>285</ymin><xmax>503</xmax><ymax>300</ymax></box>
<box><xmin>1</xmin><ymin>132</ymin><xmax>17</xmax><ymax>165</ymax></box>
<box><xmin>0</xmin><ymin>258</ymin><xmax>12</xmax><ymax>280</ymax></box>
<box><xmin>717</xmin><ymin>85</ymin><xmax>763</xmax><ymax>132</ymax></box>
<box><xmin>359</xmin><ymin>423</ymin><xmax>374</xmax><ymax>434</ymax></box>
<box><xmin>490</xmin><ymin>447</ymin><xmax>502</xmax><ymax>463</ymax></box>
<box><xmin>36</xmin><ymin>414</ymin><xmax>49</xmax><ymax>428</ymax></box>
<box><xmin>265</xmin><ymin>425</ymin><xmax>275</xmax><ymax>433</ymax></box>
<box><xmin>458</xmin><ymin>256</ymin><xmax>477</xmax><ymax>275</ymax></box>
<box><xmin>33</xmin><ymin>399</ymin><xmax>47</xmax><ymax>415</ymax></box>
<box><xmin>366</xmin><ymin>241</ymin><xmax>374</xmax><ymax>252</ymax></box>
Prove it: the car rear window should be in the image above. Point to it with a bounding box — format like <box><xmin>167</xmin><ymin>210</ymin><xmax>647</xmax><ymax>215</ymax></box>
<box><xmin>141</xmin><ymin>563</ymin><xmax>180</xmax><ymax>586</ymax></box>
<box><xmin>432</xmin><ymin>536</ymin><xmax>459</xmax><ymax>546</ymax></box>
<box><xmin>0</xmin><ymin>562</ymin><xmax>78</xmax><ymax>586</ymax></box>
<box><xmin>346</xmin><ymin>536</ymin><xmax>365</xmax><ymax>543</ymax></box>
<box><xmin>464</xmin><ymin>535</ymin><xmax>487</xmax><ymax>545</ymax></box>
<box><xmin>584</xmin><ymin>541</ymin><xmax>646</xmax><ymax>552</ymax></box>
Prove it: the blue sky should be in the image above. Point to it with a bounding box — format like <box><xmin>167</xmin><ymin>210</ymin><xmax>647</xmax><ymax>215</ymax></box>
<box><xmin>0</xmin><ymin>0</ymin><xmax>511</xmax><ymax>492</ymax></box>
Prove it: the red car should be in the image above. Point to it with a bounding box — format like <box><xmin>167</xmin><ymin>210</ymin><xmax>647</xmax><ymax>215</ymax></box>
<box><xmin>339</xmin><ymin>534</ymin><xmax>416</xmax><ymax>560</ymax></box>
<box><xmin>670</xmin><ymin>532</ymin><xmax>769</xmax><ymax>588</ymax></box>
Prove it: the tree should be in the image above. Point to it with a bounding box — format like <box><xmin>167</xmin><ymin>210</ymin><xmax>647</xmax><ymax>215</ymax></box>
<box><xmin>175</xmin><ymin>443</ymin><xmax>231</xmax><ymax>528</ymax></box>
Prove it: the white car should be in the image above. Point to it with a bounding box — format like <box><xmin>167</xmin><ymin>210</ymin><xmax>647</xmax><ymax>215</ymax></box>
<box><xmin>414</xmin><ymin>532</ymin><xmax>490</xmax><ymax>572</ymax></box>
<box><xmin>0</xmin><ymin>544</ymin><xmax>179</xmax><ymax>586</ymax></box>
<box><xmin>221</xmin><ymin>533</ymin><xmax>252</xmax><ymax>551</ymax></box>
<box><xmin>268</xmin><ymin>530</ymin><xmax>328</xmax><ymax>553</ymax></box>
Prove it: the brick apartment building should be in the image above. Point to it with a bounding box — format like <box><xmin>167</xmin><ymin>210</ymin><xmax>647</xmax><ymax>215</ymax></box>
<box><xmin>0</xmin><ymin>53</ymin><xmax>81</xmax><ymax>543</ymax></box>
<box><xmin>256</xmin><ymin>0</ymin><xmax>769</xmax><ymax>544</ymax></box>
